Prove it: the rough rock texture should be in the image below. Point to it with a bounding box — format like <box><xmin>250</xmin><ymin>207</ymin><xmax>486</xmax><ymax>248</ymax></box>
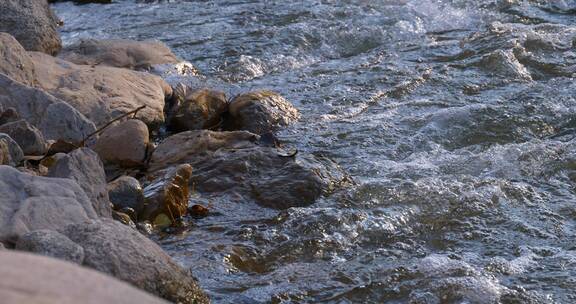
<box><xmin>141</xmin><ymin>164</ymin><xmax>192</xmax><ymax>225</ymax></box>
<box><xmin>60</xmin><ymin>39</ymin><xmax>180</xmax><ymax>70</ymax></box>
<box><xmin>150</xmin><ymin>130</ymin><xmax>347</xmax><ymax>209</ymax></box>
<box><xmin>0</xmin><ymin>33</ymin><xmax>36</xmax><ymax>86</ymax></box>
<box><xmin>15</xmin><ymin>229</ymin><xmax>84</xmax><ymax>264</ymax></box>
<box><xmin>0</xmin><ymin>0</ymin><xmax>62</xmax><ymax>55</ymax></box>
<box><xmin>47</xmin><ymin>148</ymin><xmax>112</xmax><ymax>218</ymax></box>
<box><xmin>0</xmin><ymin>251</ymin><xmax>170</xmax><ymax>304</ymax></box>
<box><xmin>91</xmin><ymin>119</ymin><xmax>149</xmax><ymax>167</ymax></box>
<box><xmin>62</xmin><ymin>219</ymin><xmax>210</xmax><ymax>304</ymax></box>
<box><xmin>30</xmin><ymin>52</ymin><xmax>172</xmax><ymax>128</ymax></box>
<box><xmin>108</xmin><ymin>176</ymin><xmax>145</xmax><ymax>218</ymax></box>
<box><xmin>169</xmin><ymin>87</ymin><xmax>228</xmax><ymax>131</ymax></box>
<box><xmin>0</xmin><ymin>120</ymin><xmax>47</xmax><ymax>155</ymax></box>
<box><xmin>0</xmin><ymin>166</ymin><xmax>98</xmax><ymax>244</ymax></box>
<box><xmin>0</xmin><ymin>134</ymin><xmax>23</xmax><ymax>166</ymax></box>
<box><xmin>228</xmin><ymin>91</ymin><xmax>300</xmax><ymax>134</ymax></box>
<box><xmin>0</xmin><ymin>73</ymin><xmax>96</xmax><ymax>144</ymax></box>
<box><xmin>0</xmin><ymin>107</ymin><xmax>20</xmax><ymax>126</ymax></box>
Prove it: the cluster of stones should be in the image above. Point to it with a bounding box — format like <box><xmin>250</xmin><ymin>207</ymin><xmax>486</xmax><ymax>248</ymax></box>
<box><xmin>0</xmin><ymin>0</ymin><xmax>348</xmax><ymax>303</ymax></box>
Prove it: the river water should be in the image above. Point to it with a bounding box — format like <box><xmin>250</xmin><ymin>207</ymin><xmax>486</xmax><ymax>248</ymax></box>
<box><xmin>53</xmin><ymin>1</ymin><xmax>576</xmax><ymax>303</ymax></box>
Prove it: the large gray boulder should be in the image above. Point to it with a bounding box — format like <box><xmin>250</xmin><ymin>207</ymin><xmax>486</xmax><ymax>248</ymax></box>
<box><xmin>0</xmin><ymin>73</ymin><xmax>96</xmax><ymax>144</ymax></box>
<box><xmin>0</xmin><ymin>33</ymin><xmax>36</xmax><ymax>86</ymax></box>
<box><xmin>227</xmin><ymin>91</ymin><xmax>300</xmax><ymax>134</ymax></box>
<box><xmin>0</xmin><ymin>134</ymin><xmax>23</xmax><ymax>166</ymax></box>
<box><xmin>0</xmin><ymin>120</ymin><xmax>47</xmax><ymax>156</ymax></box>
<box><xmin>0</xmin><ymin>0</ymin><xmax>62</xmax><ymax>55</ymax></box>
<box><xmin>15</xmin><ymin>229</ymin><xmax>84</xmax><ymax>264</ymax></box>
<box><xmin>61</xmin><ymin>219</ymin><xmax>210</xmax><ymax>304</ymax></box>
<box><xmin>60</xmin><ymin>38</ymin><xmax>180</xmax><ymax>70</ymax></box>
<box><xmin>149</xmin><ymin>130</ymin><xmax>347</xmax><ymax>209</ymax></box>
<box><xmin>0</xmin><ymin>166</ymin><xmax>98</xmax><ymax>245</ymax></box>
<box><xmin>0</xmin><ymin>251</ymin><xmax>169</xmax><ymax>304</ymax></box>
<box><xmin>47</xmin><ymin>148</ymin><xmax>112</xmax><ymax>218</ymax></box>
<box><xmin>30</xmin><ymin>51</ymin><xmax>172</xmax><ymax>128</ymax></box>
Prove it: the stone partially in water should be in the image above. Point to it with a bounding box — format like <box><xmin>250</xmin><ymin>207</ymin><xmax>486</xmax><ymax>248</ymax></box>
<box><xmin>227</xmin><ymin>91</ymin><xmax>300</xmax><ymax>134</ymax></box>
<box><xmin>0</xmin><ymin>0</ymin><xmax>62</xmax><ymax>55</ymax></box>
<box><xmin>61</xmin><ymin>219</ymin><xmax>209</xmax><ymax>304</ymax></box>
<box><xmin>149</xmin><ymin>130</ymin><xmax>347</xmax><ymax>209</ymax></box>
<box><xmin>168</xmin><ymin>87</ymin><xmax>228</xmax><ymax>132</ymax></box>
<box><xmin>47</xmin><ymin>148</ymin><xmax>112</xmax><ymax>218</ymax></box>
<box><xmin>107</xmin><ymin>176</ymin><xmax>145</xmax><ymax>220</ymax></box>
<box><xmin>91</xmin><ymin>119</ymin><xmax>149</xmax><ymax>167</ymax></box>
<box><xmin>0</xmin><ymin>166</ymin><xmax>98</xmax><ymax>245</ymax></box>
<box><xmin>0</xmin><ymin>120</ymin><xmax>47</xmax><ymax>156</ymax></box>
<box><xmin>0</xmin><ymin>134</ymin><xmax>23</xmax><ymax>166</ymax></box>
<box><xmin>140</xmin><ymin>164</ymin><xmax>192</xmax><ymax>226</ymax></box>
<box><xmin>15</xmin><ymin>229</ymin><xmax>85</xmax><ymax>264</ymax></box>
<box><xmin>60</xmin><ymin>38</ymin><xmax>179</xmax><ymax>70</ymax></box>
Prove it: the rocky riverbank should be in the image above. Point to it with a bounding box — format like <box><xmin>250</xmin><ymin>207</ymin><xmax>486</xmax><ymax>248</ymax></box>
<box><xmin>0</xmin><ymin>1</ymin><xmax>347</xmax><ymax>303</ymax></box>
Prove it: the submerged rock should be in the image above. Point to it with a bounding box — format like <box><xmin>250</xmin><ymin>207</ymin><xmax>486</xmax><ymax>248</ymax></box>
<box><xmin>47</xmin><ymin>148</ymin><xmax>112</xmax><ymax>218</ymax></box>
<box><xmin>0</xmin><ymin>251</ymin><xmax>170</xmax><ymax>304</ymax></box>
<box><xmin>15</xmin><ymin>229</ymin><xmax>85</xmax><ymax>264</ymax></box>
<box><xmin>149</xmin><ymin>130</ymin><xmax>347</xmax><ymax>209</ymax></box>
<box><xmin>108</xmin><ymin>176</ymin><xmax>145</xmax><ymax>219</ymax></box>
<box><xmin>0</xmin><ymin>0</ymin><xmax>62</xmax><ymax>55</ymax></box>
<box><xmin>29</xmin><ymin>51</ymin><xmax>172</xmax><ymax>128</ymax></box>
<box><xmin>0</xmin><ymin>134</ymin><xmax>23</xmax><ymax>166</ymax></box>
<box><xmin>91</xmin><ymin>119</ymin><xmax>149</xmax><ymax>167</ymax></box>
<box><xmin>60</xmin><ymin>38</ymin><xmax>180</xmax><ymax>70</ymax></box>
<box><xmin>169</xmin><ymin>87</ymin><xmax>228</xmax><ymax>132</ymax></box>
<box><xmin>141</xmin><ymin>164</ymin><xmax>192</xmax><ymax>226</ymax></box>
<box><xmin>0</xmin><ymin>166</ymin><xmax>98</xmax><ymax>245</ymax></box>
<box><xmin>227</xmin><ymin>91</ymin><xmax>300</xmax><ymax>134</ymax></box>
<box><xmin>61</xmin><ymin>219</ymin><xmax>209</xmax><ymax>304</ymax></box>
<box><xmin>0</xmin><ymin>73</ymin><xmax>96</xmax><ymax>144</ymax></box>
<box><xmin>0</xmin><ymin>120</ymin><xmax>47</xmax><ymax>156</ymax></box>
<box><xmin>0</xmin><ymin>33</ymin><xmax>36</xmax><ymax>86</ymax></box>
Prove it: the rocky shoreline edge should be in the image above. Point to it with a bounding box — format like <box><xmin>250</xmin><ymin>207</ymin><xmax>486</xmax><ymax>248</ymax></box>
<box><xmin>0</xmin><ymin>1</ymin><xmax>349</xmax><ymax>303</ymax></box>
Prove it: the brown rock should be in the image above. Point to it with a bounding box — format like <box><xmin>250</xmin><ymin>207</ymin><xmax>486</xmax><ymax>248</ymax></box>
<box><xmin>0</xmin><ymin>33</ymin><xmax>36</xmax><ymax>86</ymax></box>
<box><xmin>0</xmin><ymin>134</ymin><xmax>23</xmax><ymax>166</ymax></box>
<box><xmin>91</xmin><ymin>119</ymin><xmax>149</xmax><ymax>167</ymax></box>
<box><xmin>169</xmin><ymin>87</ymin><xmax>228</xmax><ymax>131</ymax></box>
<box><xmin>227</xmin><ymin>90</ymin><xmax>300</xmax><ymax>134</ymax></box>
<box><xmin>29</xmin><ymin>52</ymin><xmax>172</xmax><ymax>128</ymax></box>
<box><xmin>60</xmin><ymin>39</ymin><xmax>180</xmax><ymax>70</ymax></box>
<box><xmin>141</xmin><ymin>164</ymin><xmax>192</xmax><ymax>226</ymax></box>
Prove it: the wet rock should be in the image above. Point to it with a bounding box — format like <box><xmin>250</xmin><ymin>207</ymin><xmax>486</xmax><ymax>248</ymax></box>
<box><xmin>169</xmin><ymin>87</ymin><xmax>228</xmax><ymax>131</ymax></box>
<box><xmin>227</xmin><ymin>91</ymin><xmax>300</xmax><ymax>134</ymax></box>
<box><xmin>0</xmin><ymin>0</ymin><xmax>62</xmax><ymax>55</ymax></box>
<box><xmin>0</xmin><ymin>166</ymin><xmax>98</xmax><ymax>244</ymax></box>
<box><xmin>149</xmin><ymin>130</ymin><xmax>347</xmax><ymax>209</ymax></box>
<box><xmin>0</xmin><ymin>33</ymin><xmax>36</xmax><ymax>86</ymax></box>
<box><xmin>91</xmin><ymin>120</ymin><xmax>149</xmax><ymax>167</ymax></box>
<box><xmin>0</xmin><ymin>250</ymin><xmax>170</xmax><ymax>304</ymax></box>
<box><xmin>49</xmin><ymin>0</ymin><xmax>112</xmax><ymax>3</ymax></box>
<box><xmin>0</xmin><ymin>134</ymin><xmax>23</xmax><ymax>166</ymax></box>
<box><xmin>141</xmin><ymin>164</ymin><xmax>192</xmax><ymax>226</ymax></box>
<box><xmin>15</xmin><ymin>230</ymin><xmax>84</xmax><ymax>264</ymax></box>
<box><xmin>0</xmin><ymin>73</ymin><xmax>96</xmax><ymax>144</ymax></box>
<box><xmin>61</xmin><ymin>219</ymin><xmax>209</xmax><ymax>304</ymax></box>
<box><xmin>29</xmin><ymin>52</ymin><xmax>172</xmax><ymax>128</ymax></box>
<box><xmin>108</xmin><ymin>176</ymin><xmax>145</xmax><ymax>219</ymax></box>
<box><xmin>47</xmin><ymin>148</ymin><xmax>112</xmax><ymax>218</ymax></box>
<box><xmin>0</xmin><ymin>120</ymin><xmax>47</xmax><ymax>156</ymax></box>
<box><xmin>60</xmin><ymin>39</ymin><xmax>180</xmax><ymax>70</ymax></box>
<box><xmin>0</xmin><ymin>108</ymin><xmax>20</xmax><ymax>126</ymax></box>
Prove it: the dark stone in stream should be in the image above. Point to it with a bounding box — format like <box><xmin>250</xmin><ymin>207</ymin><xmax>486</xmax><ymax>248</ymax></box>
<box><xmin>107</xmin><ymin>176</ymin><xmax>145</xmax><ymax>220</ymax></box>
<box><xmin>168</xmin><ymin>86</ymin><xmax>228</xmax><ymax>132</ymax></box>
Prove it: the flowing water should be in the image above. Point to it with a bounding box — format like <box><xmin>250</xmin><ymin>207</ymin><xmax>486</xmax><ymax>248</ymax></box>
<box><xmin>53</xmin><ymin>1</ymin><xmax>576</xmax><ymax>303</ymax></box>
